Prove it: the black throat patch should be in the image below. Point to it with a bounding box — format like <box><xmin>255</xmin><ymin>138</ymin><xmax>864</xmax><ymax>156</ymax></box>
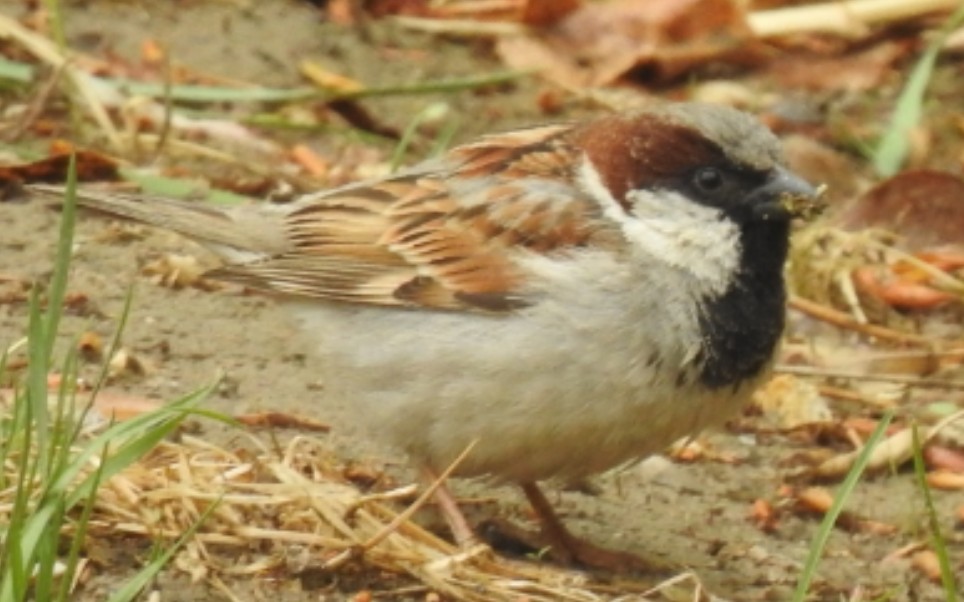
<box><xmin>696</xmin><ymin>221</ymin><xmax>790</xmax><ymax>390</ymax></box>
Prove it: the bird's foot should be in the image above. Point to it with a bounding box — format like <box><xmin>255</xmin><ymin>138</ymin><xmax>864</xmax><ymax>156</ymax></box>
<box><xmin>478</xmin><ymin>515</ymin><xmax>658</xmax><ymax>573</ymax></box>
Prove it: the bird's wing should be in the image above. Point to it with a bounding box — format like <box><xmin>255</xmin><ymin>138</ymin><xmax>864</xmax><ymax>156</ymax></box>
<box><xmin>214</xmin><ymin>124</ymin><xmax>609</xmax><ymax>312</ymax></box>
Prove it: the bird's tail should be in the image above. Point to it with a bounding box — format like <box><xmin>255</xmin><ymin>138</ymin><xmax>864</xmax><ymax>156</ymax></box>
<box><xmin>28</xmin><ymin>184</ymin><xmax>287</xmax><ymax>259</ymax></box>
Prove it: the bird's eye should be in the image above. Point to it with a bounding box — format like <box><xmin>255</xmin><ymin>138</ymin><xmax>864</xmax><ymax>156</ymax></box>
<box><xmin>693</xmin><ymin>167</ymin><xmax>724</xmax><ymax>192</ymax></box>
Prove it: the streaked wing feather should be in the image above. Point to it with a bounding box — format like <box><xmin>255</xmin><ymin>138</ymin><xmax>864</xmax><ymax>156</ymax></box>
<box><xmin>214</xmin><ymin>124</ymin><xmax>603</xmax><ymax>312</ymax></box>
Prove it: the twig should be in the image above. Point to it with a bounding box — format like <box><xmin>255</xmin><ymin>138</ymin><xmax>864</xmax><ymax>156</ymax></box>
<box><xmin>749</xmin><ymin>0</ymin><xmax>960</xmax><ymax>38</ymax></box>
<box><xmin>789</xmin><ymin>295</ymin><xmax>933</xmax><ymax>346</ymax></box>
<box><xmin>392</xmin><ymin>16</ymin><xmax>525</xmax><ymax>37</ymax></box>
<box><xmin>396</xmin><ymin>1</ymin><xmax>960</xmax><ymax>40</ymax></box>
<box><xmin>816</xmin><ymin>384</ymin><xmax>896</xmax><ymax>408</ymax></box>
<box><xmin>1</xmin><ymin>63</ymin><xmax>63</xmax><ymax>142</ymax></box>
<box><xmin>777</xmin><ymin>364</ymin><xmax>964</xmax><ymax>390</ymax></box>
<box><xmin>0</xmin><ymin>13</ymin><xmax>121</xmax><ymax>149</ymax></box>
<box><xmin>322</xmin><ymin>440</ymin><xmax>479</xmax><ymax>570</ymax></box>
<box><xmin>812</xmin><ymin>409</ymin><xmax>964</xmax><ymax>478</ymax></box>
<box><xmin>151</xmin><ymin>48</ymin><xmax>175</xmax><ymax>162</ymax></box>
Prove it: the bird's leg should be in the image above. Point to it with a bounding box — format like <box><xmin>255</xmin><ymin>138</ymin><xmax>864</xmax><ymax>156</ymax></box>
<box><xmin>420</xmin><ymin>466</ymin><xmax>480</xmax><ymax>548</ymax></box>
<box><xmin>520</xmin><ymin>481</ymin><xmax>653</xmax><ymax>573</ymax></box>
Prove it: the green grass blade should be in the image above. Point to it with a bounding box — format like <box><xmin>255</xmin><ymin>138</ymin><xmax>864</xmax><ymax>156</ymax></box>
<box><xmin>1</xmin><ymin>390</ymin><xmax>33</xmax><ymax>601</ymax></box>
<box><xmin>42</xmin><ymin>153</ymin><xmax>78</xmax><ymax>362</ymax></box>
<box><xmin>55</xmin><ymin>444</ymin><xmax>109</xmax><ymax>602</ymax></box>
<box><xmin>105</xmin><ymin>497</ymin><xmax>222</xmax><ymax>602</ymax></box>
<box><xmin>64</xmin><ymin>387</ymin><xmax>220</xmax><ymax>506</ymax></box>
<box><xmin>30</xmin><ymin>494</ymin><xmax>65</xmax><ymax>602</ymax></box>
<box><xmin>0</xmin><ymin>57</ymin><xmax>34</xmax><ymax>83</ymax></box>
<box><xmin>791</xmin><ymin>410</ymin><xmax>895</xmax><ymax>601</ymax></box>
<box><xmin>390</xmin><ymin>102</ymin><xmax>450</xmax><ymax>173</ymax></box>
<box><xmin>118</xmin><ymin>169</ymin><xmax>251</xmax><ymax>205</ymax></box>
<box><xmin>911</xmin><ymin>425</ymin><xmax>959</xmax><ymax>600</ymax></box>
<box><xmin>75</xmin><ymin>285</ymin><xmax>134</xmax><ymax>433</ymax></box>
<box><xmin>41</xmin><ymin>0</ymin><xmax>67</xmax><ymax>49</ymax></box>
<box><xmin>26</xmin><ymin>285</ymin><xmax>50</xmax><ymax>471</ymax></box>
<box><xmin>872</xmin><ymin>4</ymin><xmax>964</xmax><ymax>176</ymax></box>
<box><xmin>10</xmin><ymin>388</ymin><xmax>222</xmax><ymax>587</ymax></box>
<box><xmin>0</xmin><ymin>348</ymin><xmax>10</xmax><ymax>490</ymax></box>
<box><xmin>102</xmin><ymin>69</ymin><xmax>526</xmax><ymax>104</ymax></box>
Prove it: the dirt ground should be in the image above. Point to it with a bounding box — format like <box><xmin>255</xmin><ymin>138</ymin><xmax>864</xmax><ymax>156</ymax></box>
<box><xmin>1</xmin><ymin>1</ymin><xmax>962</xmax><ymax>600</ymax></box>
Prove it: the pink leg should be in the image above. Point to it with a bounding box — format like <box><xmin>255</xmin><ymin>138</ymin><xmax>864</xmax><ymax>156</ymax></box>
<box><xmin>521</xmin><ymin>481</ymin><xmax>653</xmax><ymax>572</ymax></box>
<box><xmin>420</xmin><ymin>467</ymin><xmax>479</xmax><ymax>548</ymax></box>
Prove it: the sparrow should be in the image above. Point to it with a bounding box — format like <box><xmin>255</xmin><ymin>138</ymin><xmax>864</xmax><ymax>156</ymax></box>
<box><xmin>31</xmin><ymin>102</ymin><xmax>822</xmax><ymax>570</ymax></box>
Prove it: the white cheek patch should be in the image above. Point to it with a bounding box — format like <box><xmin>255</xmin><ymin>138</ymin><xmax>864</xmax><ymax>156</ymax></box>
<box><xmin>577</xmin><ymin>157</ymin><xmax>742</xmax><ymax>296</ymax></box>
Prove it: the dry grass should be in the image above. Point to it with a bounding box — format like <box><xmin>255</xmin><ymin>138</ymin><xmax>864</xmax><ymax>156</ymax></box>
<box><xmin>15</xmin><ymin>423</ymin><xmax>686</xmax><ymax>601</ymax></box>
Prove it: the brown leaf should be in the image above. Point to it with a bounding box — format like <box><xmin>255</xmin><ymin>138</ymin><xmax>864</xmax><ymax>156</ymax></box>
<box><xmin>90</xmin><ymin>390</ymin><xmax>163</xmax><ymax>421</ymax></box>
<box><xmin>326</xmin><ymin>0</ymin><xmax>358</xmax><ymax>25</ymax></box>
<box><xmin>140</xmin><ymin>38</ymin><xmax>165</xmax><ymax>65</ymax></box>
<box><xmin>911</xmin><ymin>550</ymin><xmax>942</xmax><ymax>582</ymax></box>
<box><xmin>753</xmin><ymin>374</ymin><xmax>832</xmax><ymax>429</ymax></box>
<box><xmin>925</xmin><ymin>469</ymin><xmax>964</xmax><ymax>490</ymax></box>
<box><xmin>521</xmin><ymin>0</ymin><xmax>581</xmax><ymax>26</ymax></box>
<box><xmin>141</xmin><ymin>253</ymin><xmax>218</xmax><ymax>290</ymax></box>
<box><xmin>796</xmin><ymin>486</ymin><xmax>833</xmax><ymax>514</ymax></box>
<box><xmin>108</xmin><ymin>348</ymin><xmax>149</xmax><ymax>379</ymax></box>
<box><xmin>923</xmin><ymin>445</ymin><xmax>964</xmax><ymax>473</ymax></box>
<box><xmin>496</xmin><ymin>0</ymin><xmax>760</xmax><ymax>88</ymax></box>
<box><xmin>794</xmin><ymin>486</ymin><xmax>896</xmax><ymax>534</ymax></box>
<box><xmin>749</xmin><ymin>498</ymin><xmax>779</xmax><ymax>532</ymax></box>
<box><xmin>300</xmin><ymin>60</ymin><xmax>365</xmax><ymax>94</ymax></box>
<box><xmin>766</xmin><ymin>41</ymin><xmax>906</xmax><ymax>92</ymax></box>
<box><xmin>852</xmin><ymin>265</ymin><xmax>956</xmax><ymax>310</ymax></box>
<box><xmin>0</xmin><ymin>149</ymin><xmax>119</xmax><ymax>188</ymax></box>
<box><xmin>328</xmin><ymin>100</ymin><xmax>400</xmax><ymax>139</ymax></box>
<box><xmin>836</xmin><ymin>170</ymin><xmax>964</xmax><ymax>248</ymax></box>
<box><xmin>236</xmin><ymin>411</ymin><xmax>331</xmax><ymax>432</ymax></box>
<box><xmin>290</xmin><ymin>144</ymin><xmax>330</xmax><ymax>178</ymax></box>
<box><xmin>78</xmin><ymin>331</ymin><xmax>104</xmax><ymax>362</ymax></box>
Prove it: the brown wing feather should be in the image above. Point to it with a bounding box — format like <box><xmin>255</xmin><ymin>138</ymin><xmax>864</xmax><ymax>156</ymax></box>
<box><xmin>211</xmin><ymin>124</ymin><xmax>605</xmax><ymax>312</ymax></box>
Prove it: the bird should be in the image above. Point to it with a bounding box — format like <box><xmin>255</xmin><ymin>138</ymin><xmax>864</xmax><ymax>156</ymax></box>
<box><xmin>31</xmin><ymin>102</ymin><xmax>822</xmax><ymax>571</ymax></box>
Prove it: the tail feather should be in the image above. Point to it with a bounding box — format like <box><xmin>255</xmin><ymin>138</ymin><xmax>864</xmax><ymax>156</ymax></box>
<box><xmin>28</xmin><ymin>184</ymin><xmax>288</xmax><ymax>261</ymax></box>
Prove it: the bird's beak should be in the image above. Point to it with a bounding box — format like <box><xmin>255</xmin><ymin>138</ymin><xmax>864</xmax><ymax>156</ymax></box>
<box><xmin>750</xmin><ymin>166</ymin><xmax>826</xmax><ymax>222</ymax></box>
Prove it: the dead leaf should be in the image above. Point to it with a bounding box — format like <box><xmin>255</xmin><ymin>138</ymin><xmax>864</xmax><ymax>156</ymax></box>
<box><xmin>327</xmin><ymin>100</ymin><xmax>400</xmax><ymax>139</ymax></box>
<box><xmin>836</xmin><ymin>170</ymin><xmax>964</xmax><ymax>249</ymax></box>
<box><xmin>300</xmin><ymin>60</ymin><xmax>365</xmax><ymax>94</ymax></box>
<box><xmin>142</xmin><ymin>253</ymin><xmax>215</xmax><ymax>290</ymax></box>
<box><xmin>767</xmin><ymin>41</ymin><xmax>906</xmax><ymax>92</ymax></box>
<box><xmin>90</xmin><ymin>390</ymin><xmax>163</xmax><ymax>421</ymax></box>
<box><xmin>140</xmin><ymin>38</ymin><xmax>165</xmax><ymax>65</ymax></box>
<box><xmin>852</xmin><ymin>265</ymin><xmax>956</xmax><ymax>310</ymax></box>
<box><xmin>923</xmin><ymin>445</ymin><xmax>964</xmax><ymax>473</ymax></box>
<box><xmin>749</xmin><ymin>498</ymin><xmax>779</xmax><ymax>532</ymax></box>
<box><xmin>843</xmin><ymin>417</ymin><xmax>901</xmax><ymax>438</ymax></box>
<box><xmin>911</xmin><ymin>550</ymin><xmax>942</xmax><ymax>582</ymax></box>
<box><xmin>925</xmin><ymin>470</ymin><xmax>964</xmax><ymax>490</ymax></box>
<box><xmin>235</xmin><ymin>411</ymin><xmax>331</xmax><ymax>432</ymax></box>
<box><xmin>0</xmin><ymin>149</ymin><xmax>119</xmax><ymax>188</ymax></box>
<box><xmin>108</xmin><ymin>348</ymin><xmax>149</xmax><ymax>379</ymax></box>
<box><xmin>521</xmin><ymin>0</ymin><xmax>581</xmax><ymax>26</ymax></box>
<box><xmin>290</xmin><ymin>144</ymin><xmax>330</xmax><ymax>178</ymax></box>
<box><xmin>78</xmin><ymin>331</ymin><xmax>104</xmax><ymax>361</ymax></box>
<box><xmin>793</xmin><ymin>486</ymin><xmax>896</xmax><ymax>534</ymax></box>
<box><xmin>813</xmin><ymin>410</ymin><xmax>964</xmax><ymax>478</ymax></box>
<box><xmin>796</xmin><ymin>486</ymin><xmax>833</xmax><ymax>514</ymax></box>
<box><xmin>754</xmin><ymin>374</ymin><xmax>833</xmax><ymax>429</ymax></box>
<box><xmin>496</xmin><ymin>0</ymin><xmax>760</xmax><ymax>88</ymax></box>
